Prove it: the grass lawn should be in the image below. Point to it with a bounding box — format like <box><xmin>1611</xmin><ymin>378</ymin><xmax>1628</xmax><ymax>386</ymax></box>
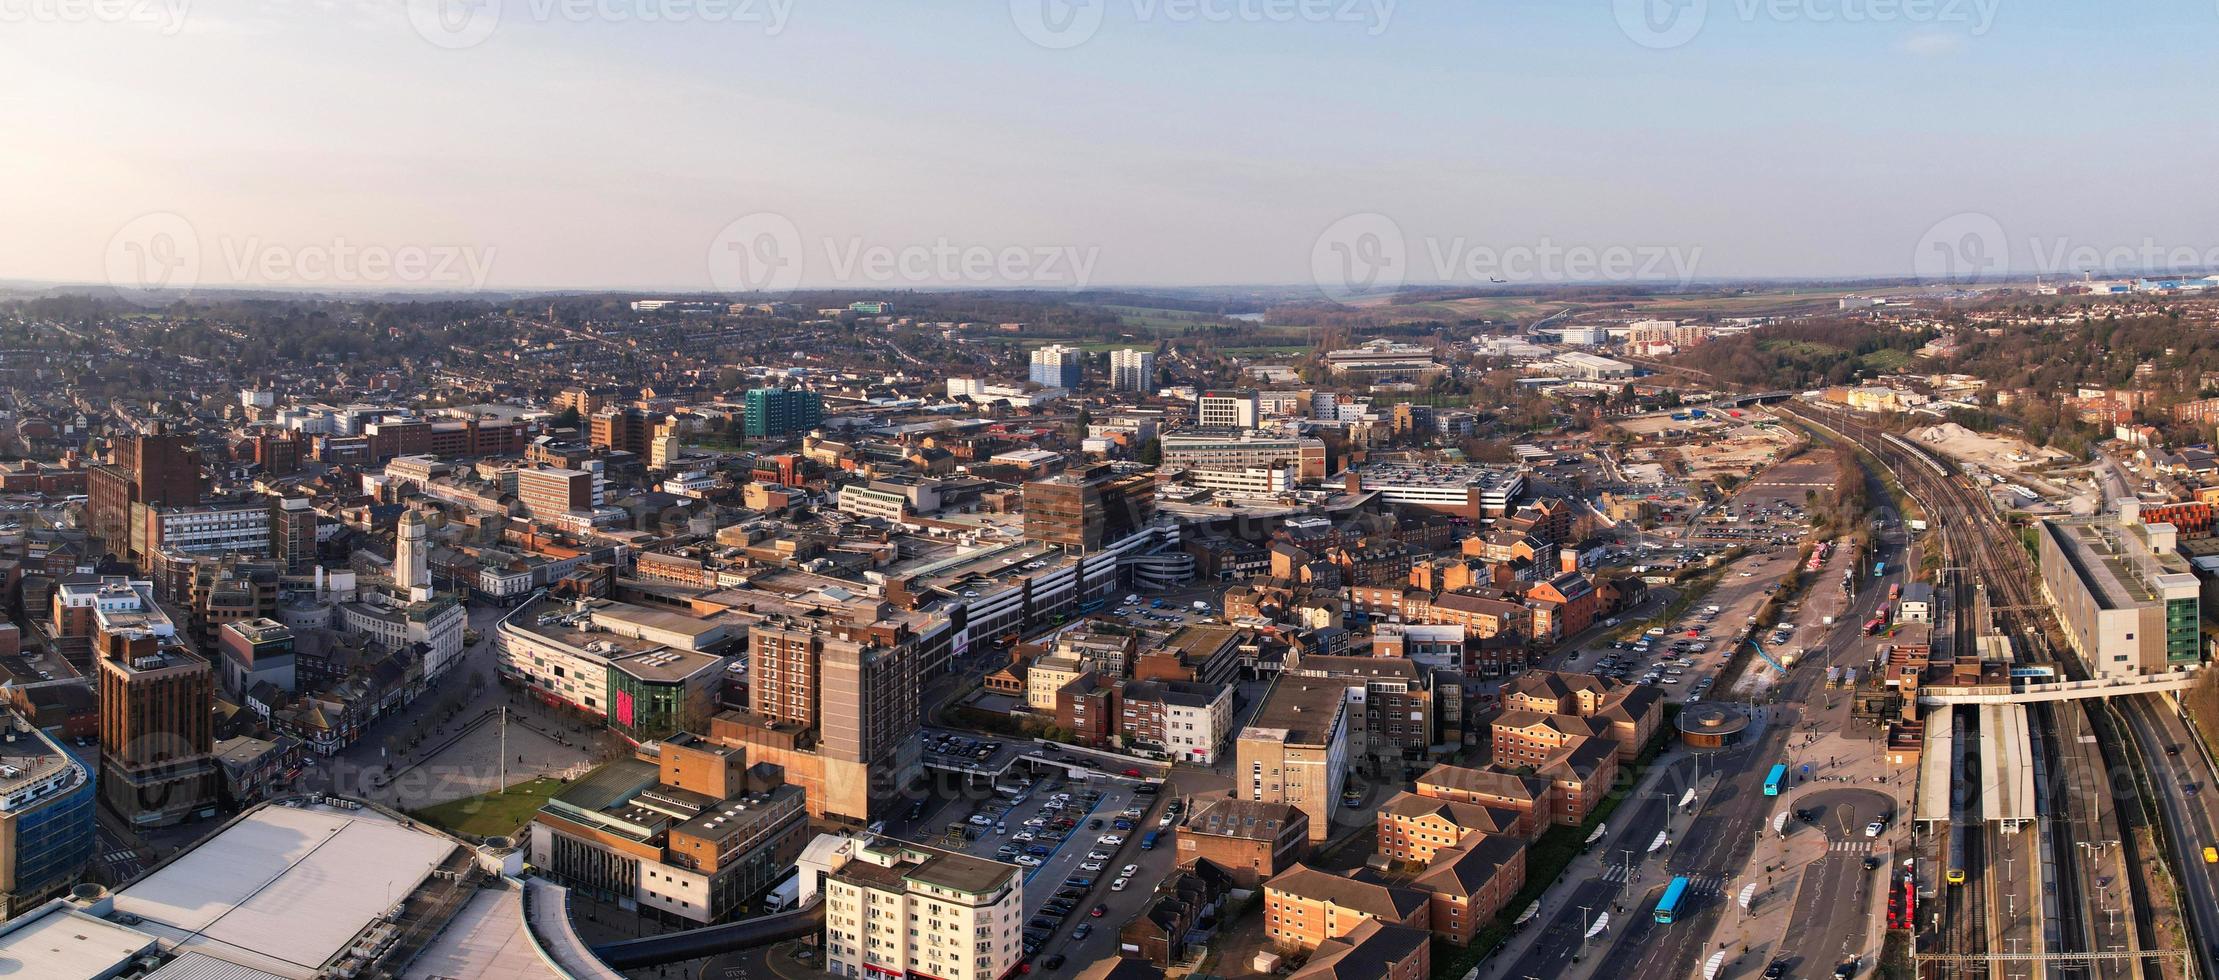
<box><xmin>410</xmin><ymin>777</ymin><xmax>564</xmax><ymax>839</ymax></box>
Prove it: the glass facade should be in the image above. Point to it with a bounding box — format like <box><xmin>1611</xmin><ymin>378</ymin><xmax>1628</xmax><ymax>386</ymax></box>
<box><xmin>608</xmin><ymin>671</ymin><xmax>691</xmax><ymax>742</ymax></box>
<box><xmin>7</xmin><ymin>763</ymin><xmax>96</xmax><ymax>914</ymax></box>
<box><xmin>2166</xmin><ymin>597</ymin><xmax>2200</xmax><ymax>664</ymax></box>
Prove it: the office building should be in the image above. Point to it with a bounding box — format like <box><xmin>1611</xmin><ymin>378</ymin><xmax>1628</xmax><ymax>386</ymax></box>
<box><xmin>86</xmin><ymin>579</ymin><xmax>217</xmax><ymax>827</ymax></box>
<box><xmin>748</xmin><ymin>615</ymin><xmax>923</xmax><ymax>772</ymax></box>
<box><xmin>1196</xmin><ymin>390</ymin><xmax>1260</xmax><ymax>429</ymax></box>
<box><xmin>1022</xmin><ymin>463</ymin><xmax>1158</xmax><ymax>553</ymax></box>
<box><xmin>0</xmin><ymin>710</ymin><xmax>95</xmax><ymax>917</ymax></box>
<box><xmin>815</xmin><ymin>836</ymin><xmax>1024</xmax><ymax>980</ymax></box>
<box><xmin>743</xmin><ymin>387</ymin><xmax>823</xmax><ymax>439</ymax></box>
<box><xmin>216</xmin><ymin>618</ymin><xmax>296</xmax><ymax>699</ymax></box>
<box><xmin>1110</xmin><ymin>348</ymin><xmax>1156</xmax><ymax>392</ymax></box>
<box><xmin>134</xmin><ymin>499</ymin><xmax>272</xmax><ymax>560</ymax></box>
<box><xmin>1236</xmin><ymin>677</ymin><xmax>1351</xmax><ymax>843</ymax></box>
<box><xmin>271</xmin><ymin>495</ymin><xmax>317</xmax><ymax>572</ymax></box>
<box><xmin>530</xmin><ymin>734</ymin><xmax>810</xmax><ymax>924</ymax></box>
<box><xmin>1160</xmin><ymin>431</ymin><xmax>1327</xmax><ymax>481</ymax></box>
<box><xmin>1284</xmin><ymin>654</ymin><xmax>1436</xmax><ymax>771</ymax></box>
<box><xmin>517</xmin><ymin>466</ymin><xmax>600</xmax><ymax>518</ymax></box>
<box><xmin>590</xmin><ymin>406</ymin><xmax>660</xmax><ymax>456</ymax></box>
<box><xmin>1322</xmin><ymin>341</ymin><xmax>1446</xmax><ymax>384</ymax></box>
<box><xmin>1029</xmin><ymin>344</ymin><xmax>1084</xmax><ymax>389</ymax></box>
<box><xmin>1346</xmin><ymin>463</ymin><xmax>1526</xmax><ymax>520</ymax></box>
<box><xmin>1551</xmin><ymin>352</ymin><xmax>1636</xmax><ymax>380</ymax></box>
<box><xmin>2038</xmin><ymin>502</ymin><xmax>2204</xmax><ymax>677</ymax></box>
<box><xmin>87</xmin><ymin>426</ymin><xmax>205</xmax><ymax>559</ymax></box>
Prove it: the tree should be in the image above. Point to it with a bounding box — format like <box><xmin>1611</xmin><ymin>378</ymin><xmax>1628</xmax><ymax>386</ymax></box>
<box><xmin>1136</xmin><ymin>438</ymin><xmax>1162</xmax><ymax>466</ymax></box>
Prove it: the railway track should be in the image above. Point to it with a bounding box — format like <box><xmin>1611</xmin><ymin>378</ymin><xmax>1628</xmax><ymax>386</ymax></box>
<box><xmin>1780</xmin><ymin>403</ymin><xmax>2132</xmax><ymax>980</ymax></box>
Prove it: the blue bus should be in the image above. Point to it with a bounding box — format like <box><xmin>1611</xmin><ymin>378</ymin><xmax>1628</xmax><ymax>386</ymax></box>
<box><xmin>1655</xmin><ymin>876</ymin><xmax>1691</xmax><ymax>924</ymax></box>
<box><xmin>1874</xmin><ymin>561</ymin><xmax>1886</xmax><ymax>579</ymax></box>
<box><xmin>1763</xmin><ymin>764</ymin><xmax>1788</xmax><ymax>796</ymax></box>
<box><xmin>1140</xmin><ymin>831</ymin><xmax>1159</xmax><ymax>850</ymax></box>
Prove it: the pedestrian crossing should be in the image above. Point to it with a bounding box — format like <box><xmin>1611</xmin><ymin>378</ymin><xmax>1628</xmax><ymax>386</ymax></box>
<box><xmin>103</xmin><ymin>850</ymin><xmax>137</xmax><ymax>864</ymax></box>
<box><xmin>1827</xmin><ymin>840</ymin><xmax>1875</xmax><ymax>853</ymax></box>
<box><xmin>1594</xmin><ymin>867</ymin><xmax>1729</xmax><ymax>895</ymax></box>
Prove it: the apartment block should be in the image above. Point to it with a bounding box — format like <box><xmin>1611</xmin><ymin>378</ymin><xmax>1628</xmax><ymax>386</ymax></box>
<box><xmin>1375</xmin><ymin>791</ymin><xmax>1522</xmax><ymax>864</ymax></box>
<box><xmin>817</xmin><ymin>837</ymin><xmax>1024</xmax><ymax>980</ymax></box>
<box><xmin>1262</xmin><ymin>864</ymin><xmax>1429</xmax><ymax>952</ymax></box>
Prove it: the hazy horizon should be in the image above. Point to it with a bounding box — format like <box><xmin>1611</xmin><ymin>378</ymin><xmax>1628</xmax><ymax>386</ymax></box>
<box><xmin>9</xmin><ymin>0</ymin><xmax>2218</xmax><ymax>298</ymax></box>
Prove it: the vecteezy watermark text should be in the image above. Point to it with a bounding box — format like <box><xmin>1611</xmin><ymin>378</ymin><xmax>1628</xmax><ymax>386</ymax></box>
<box><xmin>1010</xmin><ymin>0</ymin><xmax>1395</xmax><ymax>50</ymax></box>
<box><xmin>0</xmin><ymin>0</ymin><xmax>188</xmax><ymax>33</ymax></box>
<box><xmin>1614</xmin><ymin>0</ymin><xmax>2001</xmax><ymax>50</ymax></box>
<box><xmin>1310</xmin><ymin>212</ymin><xmax>1703</xmax><ymax>304</ymax></box>
<box><xmin>1913</xmin><ymin>211</ymin><xmax>2219</xmax><ymax>284</ymax></box>
<box><xmin>407</xmin><ymin>0</ymin><xmax>795</xmax><ymax>49</ymax></box>
<box><xmin>104</xmin><ymin>212</ymin><xmax>499</xmax><ymax>304</ymax></box>
<box><xmin>708</xmin><ymin>213</ymin><xmax>1100</xmax><ymax>295</ymax></box>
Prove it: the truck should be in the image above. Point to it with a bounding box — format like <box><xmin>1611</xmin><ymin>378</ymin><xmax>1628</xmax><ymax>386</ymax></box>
<box><xmin>762</xmin><ymin>875</ymin><xmax>801</xmax><ymax>912</ymax></box>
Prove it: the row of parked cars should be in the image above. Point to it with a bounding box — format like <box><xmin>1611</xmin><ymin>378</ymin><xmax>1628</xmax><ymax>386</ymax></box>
<box><xmin>927</xmin><ymin>733</ymin><xmax>1006</xmax><ymax>764</ymax></box>
<box><xmin>1014</xmin><ymin>792</ymin><xmax>1180</xmax><ymax>970</ymax></box>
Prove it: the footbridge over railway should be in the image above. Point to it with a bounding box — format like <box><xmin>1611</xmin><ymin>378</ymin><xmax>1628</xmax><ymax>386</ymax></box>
<box><xmin>1917</xmin><ymin>666</ymin><xmax>2201</xmax><ymax>705</ymax></box>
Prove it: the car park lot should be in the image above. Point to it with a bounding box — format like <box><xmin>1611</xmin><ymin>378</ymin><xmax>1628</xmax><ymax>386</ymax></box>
<box><xmin>928</xmin><ymin>770</ymin><xmax>1186</xmax><ymax>973</ymax></box>
<box><xmin>1561</xmin><ymin>459</ymin><xmax>1840</xmax><ymax>703</ymax></box>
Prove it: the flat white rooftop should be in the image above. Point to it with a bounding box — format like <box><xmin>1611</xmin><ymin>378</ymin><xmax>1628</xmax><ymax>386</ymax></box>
<box><xmin>0</xmin><ymin>904</ymin><xmax>155</xmax><ymax>978</ymax></box>
<box><xmin>113</xmin><ymin>803</ymin><xmax>459</xmax><ymax>979</ymax></box>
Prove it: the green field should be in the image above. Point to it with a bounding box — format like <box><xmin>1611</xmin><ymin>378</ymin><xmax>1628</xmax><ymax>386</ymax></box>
<box><xmin>409</xmin><ymin>777</ymin><xmax>564</xmax><ymax>839</ymax></box>
<box><xmin>1091</xmin><ymin>304</ymin><xmax>1221</xmax><ymax>333</ymax></box>
<box><xmin>1760</xmin><ymin>339</ymin><xmax>1846</xmax><ymax>358</ymax></box>
<box><xmin>1858</xmin><ymin>348</ymin><xmax>1915</xmax><ymax>373</ymax></box>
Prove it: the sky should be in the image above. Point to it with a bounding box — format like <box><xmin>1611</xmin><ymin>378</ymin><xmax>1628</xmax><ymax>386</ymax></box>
<box><xmin>4</xmin><ymin>0</ymin><xmax>2218</xmax><ymax>296</ymax></box>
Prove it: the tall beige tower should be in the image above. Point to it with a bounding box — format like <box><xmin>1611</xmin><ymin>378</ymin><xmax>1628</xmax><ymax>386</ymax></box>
<box><xmin>395</xmin><ymin>509</ymin><xmax>429</xmax><ymax>593</ymax></box>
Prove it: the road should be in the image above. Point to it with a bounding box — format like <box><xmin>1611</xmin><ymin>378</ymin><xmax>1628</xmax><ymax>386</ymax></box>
<box><xmin>1531</xmin><ymin>420</ymin><xmax>1908</xmax><ymax>979</ymax></box>
<box><xmin>1508</xmin><ymin>759</ymin><xmax>1694</xmax><ymax>977</ymax></box>
<box><xmin>2116</xmin><ymin>694</ymin><xmax>2219</xmax><ymax>980</ymax></box>
<box><xmin>1774</xmin><ymin>787</ymin><xmax>1894</xmax><ymax>975</ymax></box>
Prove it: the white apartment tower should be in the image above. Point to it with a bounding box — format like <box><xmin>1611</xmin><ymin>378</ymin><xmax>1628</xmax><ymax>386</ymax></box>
<box><xmin>1110</xmin><ymin>348</ymin><xmax>1156</xmax><ymax>393</ymax></box>
<box><xmin>818</xmin><ymin>836</ymin><xmax>1024</xmax><ymax>980</ymax></box>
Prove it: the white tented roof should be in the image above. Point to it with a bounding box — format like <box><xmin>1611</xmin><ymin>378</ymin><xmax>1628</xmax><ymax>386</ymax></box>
<box><xmin>1916</xmin><ymin>704</ymin><xmax>1953</xmax><ymax>824</ymax></box>
<box><xmin>1979</xmin><ymin>704</ymin><xmax>2037</xmax><ymax>828</ymax></box>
